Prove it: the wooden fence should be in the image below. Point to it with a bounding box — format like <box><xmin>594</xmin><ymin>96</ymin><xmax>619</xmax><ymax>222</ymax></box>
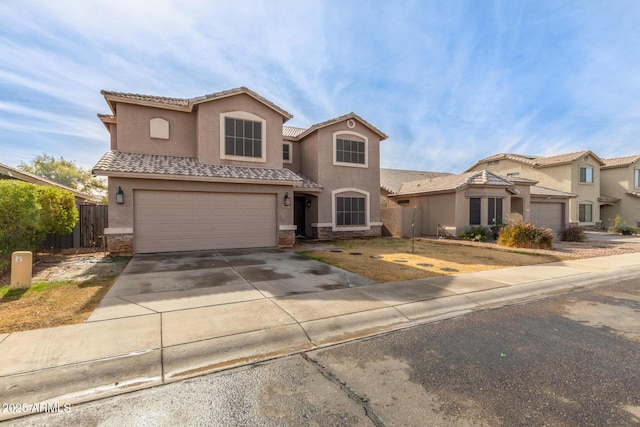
<box><xmin>40</xmin><ymin>204</ymin><xmax>108</xmax><ymax>249</ymax></box>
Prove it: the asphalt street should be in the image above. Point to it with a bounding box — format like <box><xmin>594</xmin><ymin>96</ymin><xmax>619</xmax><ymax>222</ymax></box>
<box><xmin>6</xmin><ymin>276</ymin><xmax>640</xmax><ymax>426</ymax></box>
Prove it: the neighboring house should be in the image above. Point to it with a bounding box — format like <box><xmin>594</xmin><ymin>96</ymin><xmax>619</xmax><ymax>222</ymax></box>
<box><xmin>382</xmin><ymin>170</ymin><xmax>537</xmax><ymax>237</ymax></box>
<box><xmin>466</xmin><ymin>151</ymin><xmax>605</xmax><ymax>228</ymax></box>
<box><xmin>92</xmin><ymin>87</ymin><xmax>386</xmax><ymax>255</ymax></box>
<box><xmin>0</xmin><ymin>161</ymin><xmax>97</xmax><ymax>204</ymax></box>
<box><xmin>600</xmin><ymin>155</ymin><xmax>640</xmax><ymax>229</ymax></box>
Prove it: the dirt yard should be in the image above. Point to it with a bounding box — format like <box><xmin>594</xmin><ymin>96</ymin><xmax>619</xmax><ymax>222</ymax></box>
<box><xmin>298</xmin><ymin>234</ymin><xmax>640</xmax><ymax>283</ymax></box>
<box><xmin>0</xmin><ymin>251</ymin><xmax>129</xmax><ymax>333</ymax></box>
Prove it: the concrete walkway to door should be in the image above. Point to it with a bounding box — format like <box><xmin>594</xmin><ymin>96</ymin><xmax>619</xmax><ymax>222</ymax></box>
<box><xmin>2</xmin><ymin>247</ymin><xmax>640</xmax><ymax>422</ymax></box>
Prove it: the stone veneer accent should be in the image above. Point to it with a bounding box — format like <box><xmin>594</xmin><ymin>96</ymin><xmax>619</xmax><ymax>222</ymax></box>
<box><xmin>312</xmin><ymin>225</ymin><xmax>382</xmax><ymax>240</ymax></box>
<box><xmin>278</xmin><ymin>229</ymin><xmax>295</xmax><ymax>247</ymax></box>
<box><xmin>104</xmin><ymin>228</ymin><xmax>134</xmax><ymax>257</ymax></box>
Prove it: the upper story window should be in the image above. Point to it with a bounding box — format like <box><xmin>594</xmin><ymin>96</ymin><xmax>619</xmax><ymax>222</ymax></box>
<box><xmin>283</xmin><ymin>142</ymin><xmax>292</xmax><ymax>164</ymax></box>
<box><xmin>579</xmin><ymin>166</ymin><xmax>593</xmax><ymax>183</ymax></box>
<box><xmin>220</xmin><ymin>112</ymin><xmax>266</xmax><ymax>163</ymax></box>
<box><xmin>635</xmin><ymin>169</ymin><xmax>639</xmax><ymax>188</ymax></box>
<box><xmin>333</xmin><ymin>131</ymin><xmax>368</xmax><ymax>168</ymax></box>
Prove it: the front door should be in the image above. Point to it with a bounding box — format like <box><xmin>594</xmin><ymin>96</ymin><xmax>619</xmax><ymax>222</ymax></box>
<box><xmin>294</xmin><ymin>196</ymin><xmax>306</xmax><ymax>237</ymax></box>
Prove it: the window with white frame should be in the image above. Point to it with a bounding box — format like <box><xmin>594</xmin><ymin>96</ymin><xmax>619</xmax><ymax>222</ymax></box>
<box><xmin>336</xmin><ymin>196</ymin><xmax>366</xmax><ymax>226</ymax></box>
<box><xmin>220</xmin><ymin>112</ymin><xmax>266</xmax><ymax>162</ymax></box>
<box><xmin>579</xmin><ymin>203</ymin><xmax>593</xmax><ymax>222</ymax></box>
<box><xmin>635</xmin><ymin>168</ymin><xmax>640</xmax><ymax>188</ymax></box>
<box><xmin>579</xmin><ymin>166</ymin><xmax>593</xmax><ymax>183</ymax></box>
<box><xmin>333</xmin><ymin>131</ymin><xmax>368</xmax><ymax>167</ymax></box>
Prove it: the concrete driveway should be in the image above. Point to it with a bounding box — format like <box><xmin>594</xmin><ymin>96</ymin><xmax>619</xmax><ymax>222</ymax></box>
<box><xmin>89</xmin><ymin>248</ymin><xmax>377</xmax><ymax>322</ymax></box>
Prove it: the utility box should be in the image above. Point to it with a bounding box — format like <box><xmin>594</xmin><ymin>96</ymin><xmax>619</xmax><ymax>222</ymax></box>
<box><xmin>10</xmin><ymin>251</ymin><xmax>33</xmax><ymax>289</ymax></box>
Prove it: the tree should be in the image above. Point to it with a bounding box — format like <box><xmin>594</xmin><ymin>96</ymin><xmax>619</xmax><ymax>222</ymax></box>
<box><xmin>18</xmin><ymin>153</ymin><xmax>106</xmax><ymax>193</ymax></box>
<box><xmin>0</xmin><ymin>180</ymin><xmax>78</xmax><ymax>273</ymax></box>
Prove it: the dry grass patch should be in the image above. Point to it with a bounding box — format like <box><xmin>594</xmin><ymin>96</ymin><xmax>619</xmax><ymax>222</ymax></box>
<box><xmin>300</xmin><ymin>238</ymin><xmax>567</xmax><ymax>283</ymax></box>
<box><xmin>0</xmin><ymin>277</ymin><xmax>116</xmax><ymax>333</ymax></box>
<box><xmin>0</xmin><ymin>252</ymin><xmax>129</xmax><ymax>333</ymax></box>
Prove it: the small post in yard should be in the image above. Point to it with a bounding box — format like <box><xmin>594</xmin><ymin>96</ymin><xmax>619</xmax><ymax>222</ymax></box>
<box><xmin>10</xmin><ymin>251</ymin><xmax>33</xmax><ymax>289</ymax></box>
<box><xmin>411</xmin><ymin>209</ymin><xmax>415</xmax><ymax>254</ymax></box>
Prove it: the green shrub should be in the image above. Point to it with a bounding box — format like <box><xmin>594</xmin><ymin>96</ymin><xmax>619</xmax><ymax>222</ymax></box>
<box><xmin>559</xmin><ymin>226</ymin><xmax>586</xmax><ymax>242</ymax></box>
<box><xmin>616</xmin><ymin>226</ymin><xmax>637</xmax><ymax>235</ymax></box>
<box><xmin>0</xmin><ymin>181</ymin><xmax>78</xmax><ymax>274</ymax></box>
<box><xmin>460</xmin><ymin>226</ymin><xmax>492</xmax><ymax>242</ymax></box>
<box><xmin>497</xmin><ymin>223</ymin><xmax>553</xmax><ymax>250</ymax></box>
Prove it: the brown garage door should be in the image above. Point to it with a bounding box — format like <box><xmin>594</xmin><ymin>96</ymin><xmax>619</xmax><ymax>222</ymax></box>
<box><xmin>530</xmin><ymin>202</ymin><xmax>564</xmax><ymax>236</ymax></box>
<box><xmin>134</xmin><ymin>190</ymin><xmax>276</xmax><ymax>253</ymax></box>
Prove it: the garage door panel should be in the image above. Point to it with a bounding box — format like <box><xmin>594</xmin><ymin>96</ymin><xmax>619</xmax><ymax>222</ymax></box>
<box><xmin>531</xmin><ymin>202</ymin><xmax>563</xmax><ymax>236</ymax></box>
<box><xmin>134</xmin><ymin>190</ymin><xmax>277</xmax><ymax>253</ymax></box>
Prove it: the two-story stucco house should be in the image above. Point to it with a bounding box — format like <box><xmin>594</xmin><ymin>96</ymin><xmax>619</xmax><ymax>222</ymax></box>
<box><xmin>600</xmin><ymin>155</ymin><xmax>640</xmax><ymax>229</ymax></box>
<box><xmin>466</xmin><ymin>151</ymin><xmax>605</xmax><ymax>228</ymax></box>
<box><xmin>92</xmin><ymin>87</ymin><xmax>386</xmax><ymax>255</ymax></box>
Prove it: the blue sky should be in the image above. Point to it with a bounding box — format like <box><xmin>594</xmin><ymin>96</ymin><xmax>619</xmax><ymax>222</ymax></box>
<box><xmin>1</xmin><ymin>0</ymin><xmax>640</xmax><ymax>173</ymax></box>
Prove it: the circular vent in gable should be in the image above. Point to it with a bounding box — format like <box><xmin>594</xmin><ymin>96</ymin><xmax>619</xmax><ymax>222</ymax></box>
<box><xmin>346</xmin><ymin>119</ymin><xmax>356</xmax><ymax>129</ymax></box>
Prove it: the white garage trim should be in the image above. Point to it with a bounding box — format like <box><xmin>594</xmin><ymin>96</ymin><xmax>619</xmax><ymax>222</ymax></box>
<box><xmin>134</xmin><ymin>190</ymin><xmax>277</xmax><ymax>253</ymax></box>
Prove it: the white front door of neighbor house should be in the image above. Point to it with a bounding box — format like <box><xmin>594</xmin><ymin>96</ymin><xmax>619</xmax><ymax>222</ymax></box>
<box><xmin>134</xmin><ymin>190</ymin><xmax>276</xmax><ymax>253</ymax></box>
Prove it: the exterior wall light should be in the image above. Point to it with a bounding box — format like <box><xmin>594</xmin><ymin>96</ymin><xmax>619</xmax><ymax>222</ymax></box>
<box><xmin>284</xmin><ymin>192</ymin><xmax>291</xmax><ymax>207</ymax></box>
<box><xmin>306</xmin><ymin>200</ymin><xmax>312</xmax><ymax>208</ymax></box>
<box><xmin>116</xmin><ymin>186</ymin><xmax>124</xmax><ymax>204</ymax></box>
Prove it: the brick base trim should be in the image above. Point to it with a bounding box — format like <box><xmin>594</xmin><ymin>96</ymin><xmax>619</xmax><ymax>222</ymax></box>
<box><xmin>106</xmin><ymin>233</ymin><xmax>134</xmax><ymax>257</ymax></box>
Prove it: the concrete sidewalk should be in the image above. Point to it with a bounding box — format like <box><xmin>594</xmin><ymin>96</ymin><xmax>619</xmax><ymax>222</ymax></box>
<box><xmin>1</xmin><ymin>251</ymin><xmax>640</xmax><ymax>421</ymax></box>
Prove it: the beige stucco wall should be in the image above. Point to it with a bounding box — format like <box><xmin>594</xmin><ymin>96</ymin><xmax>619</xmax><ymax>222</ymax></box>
<box><xmin>312</xmin><ymin>122</ymin><xmax>381</xmax><ymax>226</ymax></box>
<box><xmin>195</xmin><ymin>94</ymin><xmax>285</xmax><ymax>168</ymax></box>
<box><xmin>106</xmin><ymin>177</ymin><xmax>294</xmax><ymax>234</ymax></box>
<box><xmin>601</xmin><ymin>164</ymin><xmax>640</xmax><ymax>228</ymax></box>
<box><xmin>115</xmin><ymin>103</ymin><xmax>197</xmax><ymax>157</ymax></box>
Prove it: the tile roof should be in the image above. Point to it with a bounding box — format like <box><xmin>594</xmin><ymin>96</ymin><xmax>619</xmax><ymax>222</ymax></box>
<box><xmin>530</xmin><ymin>186</ymin><xmax>576</xmax><ymax>198</ymax></box>
<box><xmin>101</xmin><ymin>87</ymin><xmax>292</xmax><ymax>120</ymax></box>
<box><xmin>283</xmin><ymin>126</ymin><xmax>306</xmax><ymax>139</ymax></box>
<box><xmin>627</xmin><ymin>191</ymin><xmax>640</xmax><ymax>199</ymax></box>
<box><xmin>598</xmin><ymin>193</ymin><xmax>621</xmax><ymax>204</ymax></box>
<box><xmin>293</xmin><ymin>112</ymin><xmax>388</xmax><ymax>140</ymax></box>
<box><xmin>295</xmin><ymin>172</ymin><xmax>323</xmax><ymax>191</ymax></box>
<box><xmin>601</xmin><ymin>155</ymin><xmax>640</xmax><ymax>169</ymax></box>
<box><xmin>469</xmin><ymin>150</ymin><xmax>605</xmax><ymax>171</ymax></box>
<box><xmin>534</xmin><ymin>150</ymin><xmax>604</xmax><ymax>166</ymax></box>
<box><xmin>380</xmin><ymin>168</ymin><xmax>452</xmax><ymax>193</ymax></box>
<box><xmin>397</xmin><ymin>170</ymin><xmax>515</xmax><ymax>195</ymax></box>
<box><xmin>92</xmin><ymin>151</ymin><xmax>308</xmax><ymax>185</ymax></box>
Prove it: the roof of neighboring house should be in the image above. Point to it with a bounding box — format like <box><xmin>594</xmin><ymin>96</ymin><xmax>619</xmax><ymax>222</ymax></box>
<box><xmin>283</xmin><ymin>126</ymin><xmax>306</xmax><ymax>139</ymax></box>
<box><xmin>467</xmin><ymin>150</ymin><xmax>605</xmax><ymax>171</ymax></box>
<box><xmin>396</xmin><ymin>170</ymin><xmax>517</xmax><ymax>196</ymax></box>
<box><xmin>290</xmin><ymin>112</ymin><xmax>388</xmax><ymax>141</ymax></box>
<box><xmin>100</xmin><ymin>86</ymin><xmax>293</xmax><ymax>121</ymax></box>
<box><xmin>598</xmin><ymin>194</ymin><xmax>621</xmax><ymax>204</ymax></box>
<box><xmin>92</xmin><ymin>151</ymin><xmax>316</xmax><ymax>187</ymax></box>
<box><xmin>627</xmin><ymin>191</ymin><xmax>640</xmax><ymax>199</ymax></box>
<box><xmin>601</xmin><ymin>155</ymin><xmax>640</xmax><ymax>169</ymax></box>
<box><xmin>530</xmin><ymin>185</ymin><xmax>576</xmax><ymax>198</ymax></box>
<box><xmin>380</xmin><ymin>168</ymin><xmax>452</xmax><ymax>194</ymax></box>
<box><xmin>505</xmin><ymin>176</ymin><xmax>538</xmax><ymax>185</ymax></box>
<box><xmin>0</xmin><ymin>162</ymin><xmax>98</xmax><ymax>203</ymax></box>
